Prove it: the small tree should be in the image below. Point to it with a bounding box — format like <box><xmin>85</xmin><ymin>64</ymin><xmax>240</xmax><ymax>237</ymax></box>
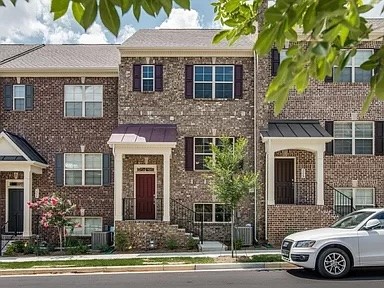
<box><xmin>205</xmin><ymin>137</ymin><xmax>259</xmax><ymax>257</ymax></box>
<box><xmin>28</xmin><ymin>193</ymin><xmax>78</xmax><ymax>252</ymax></box>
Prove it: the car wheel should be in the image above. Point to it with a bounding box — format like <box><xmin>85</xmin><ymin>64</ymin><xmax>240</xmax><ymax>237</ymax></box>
<box><xmin>316</xmin><ymin>247</ymin><xmax>351</xmax><ymax>279</ymax></box>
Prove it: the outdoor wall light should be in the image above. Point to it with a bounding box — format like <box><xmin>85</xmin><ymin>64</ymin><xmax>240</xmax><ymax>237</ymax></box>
<box><xmin>80</xmin><ymin>208</ymin><xmax>85</xmax><ymax>216</ymax></box>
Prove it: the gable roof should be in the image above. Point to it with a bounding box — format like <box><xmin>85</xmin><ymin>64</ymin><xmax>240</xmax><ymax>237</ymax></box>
<box><xmin>122</xmin><ymin>29</ymin><xmax>254</xmax><ymax>50</ymax></box>
<box><xmin>0</xmin><ymin>44</ymin><xmax>120</xmax><ymax>76</ymax></box>
<box><xmin>1</xmin><ymin>131</ymin><xmax>47</xmax><ymax>164</ymax></box>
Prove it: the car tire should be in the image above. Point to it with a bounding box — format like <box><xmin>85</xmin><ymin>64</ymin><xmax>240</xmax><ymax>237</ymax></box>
<box><xmin>316</xmin><ymin>247</ymin><xmax>351</xmax><ymax>279</ymax></box>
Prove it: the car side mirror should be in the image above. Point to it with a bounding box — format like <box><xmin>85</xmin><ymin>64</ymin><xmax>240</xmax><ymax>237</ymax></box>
<box><xmin>364</xmin><ymin>219</ymin><xmax>381</xmax><ymax>230</ymax></box>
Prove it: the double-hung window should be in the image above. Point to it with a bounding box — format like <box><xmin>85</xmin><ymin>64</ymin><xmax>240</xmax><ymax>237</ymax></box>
<box><xmin>142</xmin><ymin>65</ymin><xmax>154</xmax><ymax>92</ymax></box>
<box><xmin>334</xmin><ymin>50</ymin><xmax>373</xmax><ymax>83</ymax></box>
<box><xmin>64</xmin><ymin>85</ymin><xmax>103</xmax><ymax>117</ymax></box>
<box><xmin>13</xmin><ymin>85</ymin><xmax>26</xmax><ymax>111</ymax></box>
<box><xmin>334</xmin><ymin>122</ymin><xmax>373</xmax><ymax>155</ymax></box>
<box><xmin>194</xmin><ymin>203</ymin><xmax>231</xmax><ymax>223</ymax></box>
<box><xmin>194</xmin><ymin>65</ymin><xmax>234</xmax><ymax>99</ymax></box>
<box><xmin>66</xmin><ymin>217</ymin><xmax>102</xmax><ymax>236</ymax></box>
<box><xmin>194</xmin><ymin>137</ymin><xmax>234</xmax><ymax>170</ymax></box>
<box><xmin>64</xmin><ymin>153</ymin><xmax>102</xmax><ymax>186</ymax></box>
<box><xmin>335</xmin><ymin>188</ymin><xmax>375</xmax><ymax>212</ymax></box>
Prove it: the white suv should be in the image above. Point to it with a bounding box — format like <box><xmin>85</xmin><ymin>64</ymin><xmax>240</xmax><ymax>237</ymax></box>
<box><xmin>281</xmin><ymin>208</ymin><xmax>384</xmax><ymax>278</ymax></box>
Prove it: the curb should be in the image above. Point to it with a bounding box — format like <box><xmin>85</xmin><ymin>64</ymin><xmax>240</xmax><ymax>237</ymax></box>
<box><xmin>0</xmin><ymin>262</ymin><xmax>298</xmax><ymax>276</ymax></box>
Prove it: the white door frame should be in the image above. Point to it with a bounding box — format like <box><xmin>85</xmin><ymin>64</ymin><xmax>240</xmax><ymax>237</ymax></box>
<box><xmin>274</xmin><ymin>156</ymin><xmax>296</xmax><ymax>203</ymax></box>
<box><xmin>133</xmin><ymin>165</ymin><xmax>157</xmax><ymax>220</ymax></box>
<box><xmin>5</xmin><ymin>179</ymin><xmax>24</xmax><ymax>233</ymax></box>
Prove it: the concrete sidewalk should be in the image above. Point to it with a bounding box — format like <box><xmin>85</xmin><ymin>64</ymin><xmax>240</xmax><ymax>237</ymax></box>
<box><xmin>0</xmin><ymin>249</ymin><xmax>281</xmax><ymax>263</ymax></box>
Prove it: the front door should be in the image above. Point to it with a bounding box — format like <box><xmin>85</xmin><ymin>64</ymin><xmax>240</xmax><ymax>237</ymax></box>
<box><xmin>136</xmin><ymin>174</ymin><xmax>155</xmax><ymax>220</ymax></box>
<box><xmin>275</xmin><ymin>159</ymin><xmax>295</xmax><ymax>204</ymax></box>
<box><xmin>8</xmin><ymin>188</ymin><xmax>24</xmax><ymax>233</ymax></box>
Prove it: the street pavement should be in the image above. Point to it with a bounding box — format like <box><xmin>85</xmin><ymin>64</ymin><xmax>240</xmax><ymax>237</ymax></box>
<box><xmin>1</xmin><ymin>269</ymin><xmax>384</xmax><ymax>288</ymax></box>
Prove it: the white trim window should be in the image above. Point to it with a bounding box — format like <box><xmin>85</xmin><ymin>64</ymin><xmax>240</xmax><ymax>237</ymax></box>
<box><xmin>66</xmin><ymin>217</ymin><xmax>102</xmax><ymax>236</ymax></box>
<box><xmin>335</xmin><ymin>188</ymin><xmax>375</xmax><ymax>210</ymax></box>
<box><xmin>194</xmin><ymin>137</ymin><xmax>234</xmax><ymax>170</ymax></box>
<box><xmin>142</xmin><ymin>65</ymin><xmax>154</xmax><ymax>92</ymax></box>
<box><xmin>64</xmin><ymin>153</ymin><xmax>102</xmax><ymax>186</ymax></box>
<box><xmin>334</xmin><ymin>121</ymin><xmax>374</xmax><ymax>155</ymax></box>
<box><xmin>194</xmin><ymin>65</ymin><xmax>234</xmax><ymax>99</ymax></box>
<box><xmin>334</xmin><ymin>49</ymin><xmax>373</xmax><ymax>83</ymax></box>
<box><xmin>64</xmin><ymin>85</ymin><xmax>103</xmax><ymax>117</ymax></box>
<box><xmin>13</xmin><ymin>85</ymin><xmax>26</xmax><ymax>111</ymax></box>
<box><xmin>194</xmin><ymin>203</ymin><xmax>231</xmax><ymax>223</ymax></box>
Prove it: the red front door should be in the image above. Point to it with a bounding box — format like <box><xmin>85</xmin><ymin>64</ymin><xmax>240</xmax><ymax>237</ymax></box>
<box><xmin>136</xmin><ymin>174</ymin><xmax>155</xmax><ymax>219</ymax></box>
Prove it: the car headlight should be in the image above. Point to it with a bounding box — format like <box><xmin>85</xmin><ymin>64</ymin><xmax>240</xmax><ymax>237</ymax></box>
<box><xmin>295</xmin><ymin>240</ymin><xmax>316</xmax><ymax>248</ymax></box>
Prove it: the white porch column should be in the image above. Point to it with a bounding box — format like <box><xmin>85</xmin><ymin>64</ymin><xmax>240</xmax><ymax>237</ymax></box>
<box><xmin>23</xmin><ymin>168</ymin><xmax>33</xmax><ymax>237</ymax></box>
<box><xmin>114</xmin><ymin>152</ymin><xmax>123</xmax><ymax>222</ymax></box>
<box><xmin>163</xmin><ymin>151</ymin><xmax>171</xmax><ymax>222</ymax></box>
<box><xmin>315</xmin><ymin>151</ymin><xmax>324</xmax><ymax>205</ymax></box>
<box><xmin>267</xmin><ymin>141</ymin><xmax>275</xmax><ymax>205</ymax></box>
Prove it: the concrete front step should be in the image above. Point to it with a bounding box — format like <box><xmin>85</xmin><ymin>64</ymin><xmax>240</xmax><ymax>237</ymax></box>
<box><xmin>198</xmin><ymin>241</ymin><xmax>228</xmax><ymax>252</ymax></box>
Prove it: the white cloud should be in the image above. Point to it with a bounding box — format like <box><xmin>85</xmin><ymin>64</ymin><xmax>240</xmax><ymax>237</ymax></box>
<box><xmin>0</xmin><ymin>0</ymin><xmax>134</xmax><ymax>44</ymax></box>
<box><xmin>157</xmin><ymin>8</ymin><xmax>202</xmax><ymax>29</ymax></box>
<box><xmin>116</xmin><ymin>25</ymin><xmax>136</xmax><ymax>44</ymax></box>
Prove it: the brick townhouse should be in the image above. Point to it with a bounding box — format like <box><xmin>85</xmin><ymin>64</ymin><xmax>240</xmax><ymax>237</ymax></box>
<box><xmin>1</xmin><ymin>18</ymin><xmax>383</xmax><ymax>249</ymax></box>
<box><xmin>0</xmin><ymin>44</ymin><xmax>119</xmax><ymax>241</ymax></box>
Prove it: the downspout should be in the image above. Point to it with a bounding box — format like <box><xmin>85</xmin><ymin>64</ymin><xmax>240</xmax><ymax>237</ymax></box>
<box><xmin>253</xmin><ymin>49</ymin><xmax>259</xmax><ymax>243</ymax></box>
<box><xmin>265</xmin><ymin>145</ymin><xmax>268</xmax><ymax>242</ymax></box>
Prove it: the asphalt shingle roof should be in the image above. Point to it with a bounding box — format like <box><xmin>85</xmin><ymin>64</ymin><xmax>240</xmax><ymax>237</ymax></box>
<box><xmin>122</xmin><ymin>29</ymin><xmax>254</xmax><ymax>49</ymax></box>
<box><xmin>0</xmin><ymin>44</ymin><xmax>120</xmax><ymax>69</ymax></box>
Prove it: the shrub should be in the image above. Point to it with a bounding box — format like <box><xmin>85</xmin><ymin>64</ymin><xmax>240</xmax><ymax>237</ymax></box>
<box><xmin>65</xmin><ymin>243</ymin><xmax>89</xmax><ymax>255</ymax></box>
<box><xmin>165</xmin><ymin>237</ymin><xmax>178</xmax><ymax>250</ymax></box>
<box><xmin>115</xmin><ymin>231</ymin><xmax>130</xmax><ymax>252</ymax></box>
<box><xmin>13</xmin><ymin>240</ymin><xmax>26</xmax><ymax>253</ymax></box>
<box><xmin>186</xmin><ymin>237</ymin><xmax>199</xmax><ymax>250</ymax></box>
<box><xmin>97</xmin><ymin>244</ymin><xmax>114</xmax><ymax>253</ymax></box>
<box><xmin>23</xmin><ymin>243</ymin><xmax>35</xmax><ymax>255</ymax></box>
<box><xmin>3</xmin><ymin>243</ymin><xmax>17</xmax><ymax>256</ymax></box>
<box><xmin>234</xmin><ymin>239</ymin><xmax>243</xmax><ymax>250</ymax></box>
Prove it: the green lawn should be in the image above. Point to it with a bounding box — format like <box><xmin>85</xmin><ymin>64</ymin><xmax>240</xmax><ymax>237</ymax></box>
<box><xmin>238</xmin><ymin>254</ymin><xmax>282</xmax><ymax>263</ymax></box>
<box><xmin>0</xmin><ymin>257</ymin><xmax>214</xmax><ymax>269</ymax></box>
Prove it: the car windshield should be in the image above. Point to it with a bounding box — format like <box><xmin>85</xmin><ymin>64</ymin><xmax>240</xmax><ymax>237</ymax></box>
<box><xmin>331</xmin><ymin>211</ymin><xmax>375</xmax><ymax>229</ymax></box>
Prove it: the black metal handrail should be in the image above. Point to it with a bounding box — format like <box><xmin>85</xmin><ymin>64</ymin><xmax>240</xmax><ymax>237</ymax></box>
<box><xmin>170</xmin><ymin>198</ymin><xmax>203</xmax><ymax>244</ymax></box>
<box><xmin>122</xmin><ymin>198</ymin><xmax>163</xmax><ymax>221</ymax></box>
<box><xmin>1</xmin><ymin>214</ymin><xmax>19</xmax><ymax>256</ymax></box>
<box><xmin>325</xmin><ymin>183</ymin><xmax>354</xmax><ymax>217</ymax></box>
<box><xmin>275</xmin><ymin>181</ymin><xmax>317</xmax><ymax>205</ymax></box>
<box><xmin>293</xmin><ymin>181</ymin><xmax>317</xmax><ymax>205</ymax></box>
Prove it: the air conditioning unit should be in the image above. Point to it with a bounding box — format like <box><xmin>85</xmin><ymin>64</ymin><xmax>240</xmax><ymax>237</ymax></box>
<box><xmin>91</xmin><ymin>232</ymin><xmax>112</xmax><ymax>250</ymax></box>
<box><xmin>235</xmin><ymin>226</ymin><xmax>253</xmax><ymax>246</ymax></box>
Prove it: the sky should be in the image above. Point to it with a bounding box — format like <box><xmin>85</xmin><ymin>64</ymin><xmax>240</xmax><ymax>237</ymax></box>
<box><xmin>0</xmin><ymin>0</ymin><xmax>382</xmax><ymax>44</ymax></box>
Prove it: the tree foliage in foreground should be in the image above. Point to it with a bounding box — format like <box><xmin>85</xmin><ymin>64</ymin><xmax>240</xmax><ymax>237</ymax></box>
<box><xmin>213</xmin><ymin>0</ymin><xmax>384</xmax><ymax>114</ymax></box>
<box><xmin>2</xmin><ymin>0</ymin><xmax>384</xmax><ymax>114</ymax></box>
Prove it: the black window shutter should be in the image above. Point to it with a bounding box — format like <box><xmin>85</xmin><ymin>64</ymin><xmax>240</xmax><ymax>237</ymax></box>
<box><xmin>234</xmin><ymin>65</ymin><xmax>243</xmax><ymax>99</ymax></box>
<box><xmin>133</xmin><ymin>64</ymin><xmax>141</xmax><ymax>91</ymax></box>
<box><xmin>25</xmin><ymin>85</ymin><xmax>34</xmax><ymax>111</ymax></box>
<box><xmin>4</xmin><ymin>85</ymin><xmax>13</xmax><ymax>111</ymax></box>
<box><xmin>155</xmin><ymin>65</ymin><xmax>163</xmax><ymax>91</ymax></box>
<box><xmin>55</xmin><ymin>153</ymin><xmax>64</xmax><ymax>186</ymax></box>
<box><xmin>375</xmin><ymin>121</ymin><xmax>384</xmax><ymax>156</ymax></box>
<box><xmin>185</xmin><ymin>65</ymin><xmax>194</xmax><ymax>99</ymax></box>
<box><xmin>325</xmin><ymin>121</ymin><xmax>334</xmax><ymax>155</ymax></box>
<box><xmin>103</xmin><ymin>153</ymin><xmax>111</xmax><ymax>186</ymax></box>
<box><xmin>374</xmin><ymin>49</ymin><xmax>379</xmax><ymax>76</ymax></box>
<box><xmin>324</xmin><ymin>74</ymin><xmax>334</xmax><ymax>83</ymax></box>
<box><xmin>185</xmin><ymin>137</ymin><xmax>194</xmax><ymax>171</ymax></box>
<box><xmin>271</xmin><ymin>48</ymin><xmax>280</xmax><ymax>76</ymax></box>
